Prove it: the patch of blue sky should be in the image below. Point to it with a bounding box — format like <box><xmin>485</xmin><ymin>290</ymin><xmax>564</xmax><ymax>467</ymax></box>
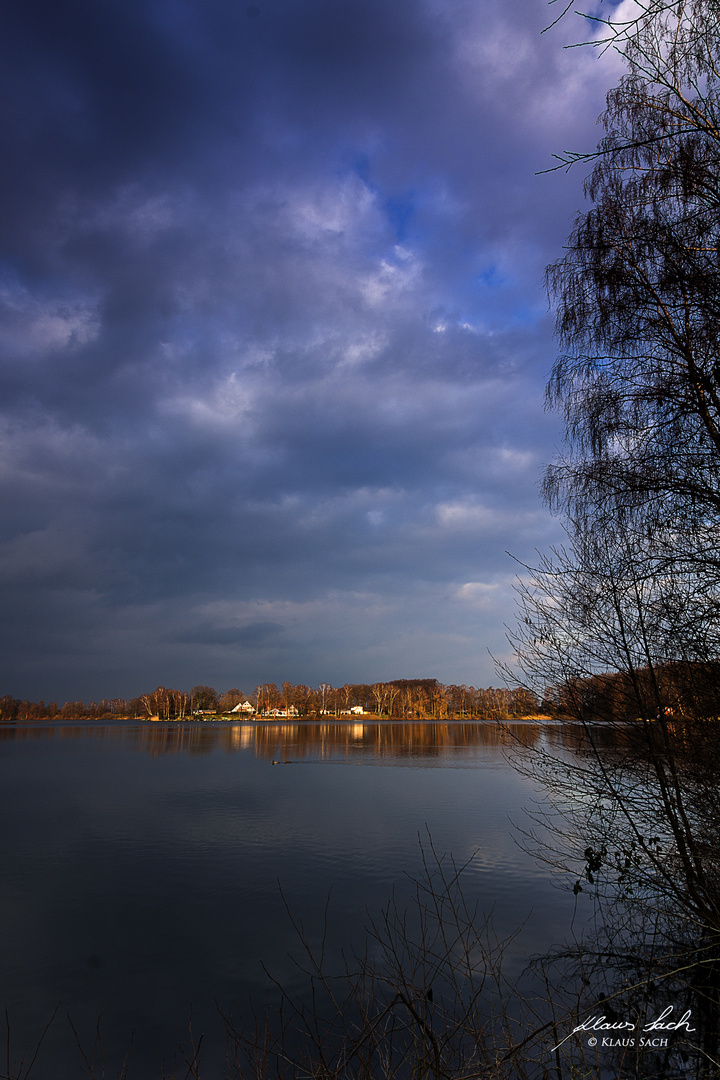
<box><xmin>443</xmin><ymin>268</ymin><xmax>511</xmax><ymax>321</ymax></box>
<box><xmin>342</xmin><ymin>148</ymin><xmax>422</xmax><ymax>234</ymax></box>
<box><xmin>472</xmin><ymin>289</ymin><xmax>546</xmax><ymax>332</ymax></box>
<box><xmin>447</xmin><ymin>277</ymin><xmax>545</xmax><ymax>333</ymax></box>
<box><xmin>453</xmin><ymin>259</ymin><xmax>547</xmax><ymax>331</ymax></box>
<box><xmin>348</xmin><ymin>151</ymin><xmax>372</xmax><ymax>185</ymax></box>
<box><xmin>382</xmin><ymin>193</ymin><xmax>416</xmax><ymax>243</ymax></box>
<box><xmin>476</xmin><ymin>264</ymin><xmax>504</xmax><ymax>289</ymax></box>
<box><xmin>506</xmin><ymin>301</ymin><xmax>547</xmax><ymax>329</ymax></box>
<box><xmin>576</xmin><ymin>0</ymin><xmax>622</xmax><ymax>30</ymax></box>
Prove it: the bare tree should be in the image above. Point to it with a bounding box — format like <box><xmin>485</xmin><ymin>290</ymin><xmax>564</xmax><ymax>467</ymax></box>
<box><xmin>318</xmin><ymin>682</ymin><xmax>332</xmax><ymax>715</ymax></box>
<box><xmin>501</xmin><ymin>10</ymin><xmax>720</xmax><ymax>1067</ymax></box>
<box><xmin>548</xmin><ymin>0</ymin><xmax>720</xmax><ymax>170</ymax></box>
<box><xmin>504</xmin><ymin>520</ymin><xmax>720</xmax><ymax>1075</ymax></box>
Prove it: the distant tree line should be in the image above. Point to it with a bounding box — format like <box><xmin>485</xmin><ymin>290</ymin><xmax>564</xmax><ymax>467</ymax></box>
<box><xmin>13</xmin><ymin>663</ymin><xmax>720</xmax><ymax>724</ymax></box>
<box><xmin>544</xmin><ymin>660</ymin><xmax>720</xmax><ymax>725</ymax></box>
<box><xmin>0</xmin><ymin>679</ymin><xmax>543</xmax><ymax>721</ymax></box>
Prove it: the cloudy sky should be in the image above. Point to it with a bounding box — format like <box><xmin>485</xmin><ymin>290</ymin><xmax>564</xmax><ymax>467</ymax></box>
<box><xmin>1</xmin><ymin>0</ymin><xmax>626</xmax><ymax>703</ymax></box>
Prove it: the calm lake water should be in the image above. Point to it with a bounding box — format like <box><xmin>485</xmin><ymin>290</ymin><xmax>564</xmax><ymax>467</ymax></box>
<box><xmin>0</xmin><ymin>720</ymin><xmax>584</xmax><ymax>1078</ymax></box>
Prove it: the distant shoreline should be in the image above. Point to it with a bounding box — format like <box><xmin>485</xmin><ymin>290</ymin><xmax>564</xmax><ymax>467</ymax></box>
<box><xmin>1</xmin><ymin>713</ymin><xmax>553</xmax><ymax>724</ymax></box>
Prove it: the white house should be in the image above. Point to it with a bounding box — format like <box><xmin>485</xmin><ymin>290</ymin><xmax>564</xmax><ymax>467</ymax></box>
<box><xmin>230</xmin><ymin>701</ymin><xmax>256</xmax><ymax>714</ymax></box>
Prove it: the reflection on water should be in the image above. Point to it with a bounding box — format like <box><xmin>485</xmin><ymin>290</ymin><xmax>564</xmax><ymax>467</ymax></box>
<box><xmin>0</xmin><ymin>717</ymin><xmax>593</xmax><ymax>760</ymax></box>
<box><xmin>0</xmin><ymin>720</ymin><xmax>583</xmax><ymax>1078</ymax></box>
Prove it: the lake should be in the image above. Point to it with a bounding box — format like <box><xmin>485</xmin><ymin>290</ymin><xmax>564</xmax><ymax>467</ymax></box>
<box><xmin>0</xmin><ymin>720</ymin><xmax>583</xmax><ymax>1078</ymax></box>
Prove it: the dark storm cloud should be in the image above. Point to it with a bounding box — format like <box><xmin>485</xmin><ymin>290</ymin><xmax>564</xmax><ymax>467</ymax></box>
<box><xmin>0</xmin><ymin>0</ymin><xmax>622</xmax><ymax>700</ymax></box>
<box><xmin>172</xmin><ymin>621</ymin><xmax>285</xmax><ymax>647</ymax></box>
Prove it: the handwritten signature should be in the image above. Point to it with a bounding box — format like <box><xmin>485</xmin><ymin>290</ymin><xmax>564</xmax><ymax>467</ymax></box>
<box><xmin>550</xmin><ymin>1006</ymin><xmax>695</xmax><ymax>1052</ymax></box>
